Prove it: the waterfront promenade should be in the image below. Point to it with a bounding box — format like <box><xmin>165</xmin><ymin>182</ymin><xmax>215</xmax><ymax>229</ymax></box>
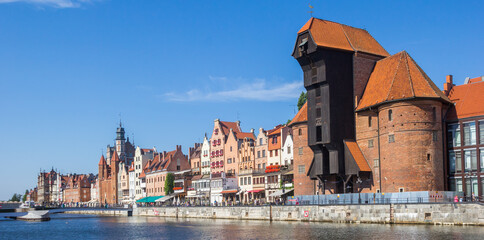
<box><xmin>131</xmin><ymin>203</ymin><xmax>484</xmax><ymax>226</ymax></box>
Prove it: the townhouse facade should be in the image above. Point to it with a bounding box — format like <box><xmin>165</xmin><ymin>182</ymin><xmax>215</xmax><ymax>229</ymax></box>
<box><xmin>144</xmin><ymin>146</ymin><xmax>191</xmax><ymax>197</ymax></box>
<box><xmin>201</xmin><ymin>136</ymin><xmax>211</xmax><ymax>175</ymax></box>
<box><xmin>444</xmin><ymin>75</ymin><xmax>484</xmax><ymax>199</ymax></box>
<box><xmin>134</xmin><ymin>147</ymin><xmax>154</xmax><ymax>200</ymax></box>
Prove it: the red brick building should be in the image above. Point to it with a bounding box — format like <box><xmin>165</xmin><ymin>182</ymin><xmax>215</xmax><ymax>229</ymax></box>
<box><xmin>355</xmin><ymin>51</ymin><xmax>451</xmax><ymax>193</ymax></box>
<box><xmin>63</xmin><ymin>174</ymin><xmax>92</xmax><ymax>203</ymax></box>
<box><xmin>289</xmin><ymin>102</ymin><xmax>318</xmax><ymax>195</ymax></box>
<box><xmin>98</xmin><ymin>153</ymin><xmax>119</xmax><ymax>204</ymax></box>
<box><xmin>294</xmin><ymin>17</ymin><xmax>452</xmax><ymax>193</ymax></box>
<box><xmin>444</xmin><ymin>75</ymin><xmax>484</xmax><ymax>199</ymax></box>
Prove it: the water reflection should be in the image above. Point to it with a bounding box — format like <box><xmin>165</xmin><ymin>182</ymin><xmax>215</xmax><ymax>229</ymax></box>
<box><xmin>0</xmin><ymin>214</ymin><xmax>483</xmax><ymax>240</ymax></box>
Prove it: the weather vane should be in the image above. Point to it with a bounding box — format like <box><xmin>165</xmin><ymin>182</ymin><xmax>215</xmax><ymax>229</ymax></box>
<box><xmin>308</xmin><ymin>3</ymin><xmax>314</xmax><ymax>17</ymax></box>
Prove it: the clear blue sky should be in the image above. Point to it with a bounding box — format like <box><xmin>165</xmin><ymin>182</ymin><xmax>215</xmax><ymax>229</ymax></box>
<box><xmin>0</xmin><ymin>0</ymin><xmax>482</xmax><ymax>200</ymax></box>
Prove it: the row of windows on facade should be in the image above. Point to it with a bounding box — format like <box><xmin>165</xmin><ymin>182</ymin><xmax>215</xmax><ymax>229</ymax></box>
<box><xmin>211</xmin><ymin>150</ymin><xmax>224</xmax><ymax>157</ymax></box>
<box><xmin>239</xmin><ymin>176</ymin><xmax>265</xmax><ymax>186</ymax></box>
<box><xmin>448</xmin><ymin>121</ymin><xmax>484</xmax><ymax>147</ymax></box>
<box><xmin>448</xmin><ymin>149</ymin><xmax>484</xmax><ymax>173</ymax></box>
<box><xmin>148</xmin><ymin>176</ymin><xmax>166</xmax><ymax>183</ymax></box>
<box><xmin>449</xmin><ymin>177</ymin><xmax>484</xmax><ymax>197</ymax></box>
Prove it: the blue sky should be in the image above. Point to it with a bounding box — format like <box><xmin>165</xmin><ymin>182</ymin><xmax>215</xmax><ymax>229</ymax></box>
<box><xmin>0</xmin><ymin>0</ymin><xmax>482</xmax><ymax>200</ymax></box>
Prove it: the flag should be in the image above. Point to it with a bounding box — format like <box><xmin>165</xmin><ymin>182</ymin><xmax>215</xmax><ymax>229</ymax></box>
<box><xmin>309</xmin><ymin>4</ymin><xmax>314</xmax><ymax>9</ymax></box>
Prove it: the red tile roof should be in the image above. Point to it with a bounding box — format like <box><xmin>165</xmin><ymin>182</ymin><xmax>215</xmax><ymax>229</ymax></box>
<box><xmin>235</xmin><ymin>132</ymin><xmax>255</xmax><ymax>141</ymax></box>
<box><xmin>447</xmin><ymin>79</ymin><xmax>484</xmax><ymax>120</ymax></box>
<box><xmin>289</xmin><ymin>102</ymin><xmax>308</xmax><ymax>126</ymax></box>
<box><xmin>344</xmin><ymin>140</ymin><xmax>371</xmax><ymax>172</ymax></box>
<box><xmin>469</xmin><ymin>76</ymin><xmax>483</xmax><ymax>84</ymax></box>
<box><xmin>220</xmin><ymin>121</ymin><xmax>241</xmax><ymax>135</ymax></box>
<box><xmin>141</xmin><ymin>148</ymin><xmax>154</xmax><ymax>154</ymax></box>
<box><xmin>298</xmin><ymin>18</ymin><xmax>389</xmax><ymax>57</ymax></box>
<box><xmin>267</xmin><ymin>125</ymin><xmax>284</xmax><ymax>135</ymax></box>
<box><xmin>98</xmin><ymin>155</ymin><xmax>106</xmax><ymax>166</ymax></box>
<box><xmin>112</xmin><ymin>151</ymin><xmax>120</xmax><ymax>162</ymax></box>
<box><xmin>139</xmin><ymin>169</ymin><xmax>146</xmax><ymax>178</ymax></box>
<box><xmin>356</xmin><ymin>51</ymin><xmax>451</xmax><ymax>111</ymax></box>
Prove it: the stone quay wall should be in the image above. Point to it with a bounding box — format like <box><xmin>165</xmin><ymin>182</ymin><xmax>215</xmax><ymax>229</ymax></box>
<box><xmin>67</xmin><ymin>210</ymin><xmax>132</xmax><ymax>216</ymax></box>
<box><xmin>133</xmin><ymin>203</ymin><xmax>484</xmax><ymax>226</ymax></box>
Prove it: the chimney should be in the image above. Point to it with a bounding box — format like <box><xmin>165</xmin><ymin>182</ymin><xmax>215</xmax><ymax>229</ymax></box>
<box><xmin>250</xmin><ymin>128</ymin><xmax>254</xmax><ymax>133</ymax></box>
<box><xmin>444</xmin><ymin>75</ymin><xmax>454</xmax><ymax>96</ymax></box>
<box><xmin>189</xmin><ymin>147</ymin><xmax>194</xmax><ymax>157</ymax></box>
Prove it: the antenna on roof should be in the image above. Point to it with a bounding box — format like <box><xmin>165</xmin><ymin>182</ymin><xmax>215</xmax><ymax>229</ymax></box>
<box><xmin>308</xmin><ymin>3</ymin><xmax>314</xmax><ymax>17</ymax></box>
<box><xmin>118</xmin><ymin>113</ymin><xmax>122</xmax><ymax>127</ymax></box>
<box><xmin>290</xmin><ymin>104</ymin><xmax>297</xmax><ymax>114</ymax></box>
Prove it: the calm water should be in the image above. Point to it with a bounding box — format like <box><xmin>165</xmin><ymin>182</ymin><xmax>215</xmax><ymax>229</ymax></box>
<box><xmin>1</xmin><ymin>213</ymin><xmax>483</xmax><ymax>240</ymax></box>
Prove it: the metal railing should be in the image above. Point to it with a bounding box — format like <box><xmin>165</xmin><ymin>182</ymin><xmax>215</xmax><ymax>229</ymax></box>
<box><xmin>284</xmin><ymin>191</ymin><xmax>470</xmax><ymax>205</ymax></box>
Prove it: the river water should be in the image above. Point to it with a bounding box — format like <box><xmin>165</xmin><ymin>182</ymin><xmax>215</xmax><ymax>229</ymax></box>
<box><xmin>0</xmin><ymin>213</ymin><xmax>483</xmax><ymax>239</ymax></box>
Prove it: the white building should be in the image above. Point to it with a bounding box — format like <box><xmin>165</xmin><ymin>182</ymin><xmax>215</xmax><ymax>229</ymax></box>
<box><xmin>281</xmin><ymin>134</ymin><xmax>293</xmax><ymax>166</ymax></box>
<box><xmin>201</xmin><ymin>136</ymin><xmax>211</xmax><ymax>175</ymax></box>
<box><xmin>134</xmin><ymin>147</ymin><xmax>155</xmax><ymax>200</ymax></box>
<box><xmin>210</xmin><ymin>172</ymin><xmax>237</xmax><ymax>205</ymax></box>
<box><xmin>129</xmin><ymin>164</ymin><xmax>135</xmax><ymax>203</ymax></box>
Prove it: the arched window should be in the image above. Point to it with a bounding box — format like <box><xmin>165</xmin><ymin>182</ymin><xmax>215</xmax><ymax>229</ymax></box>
<box><xmin>388</xmin><ymin>109</ymin><xmax>393</xmax><ymax>121</ymax></box>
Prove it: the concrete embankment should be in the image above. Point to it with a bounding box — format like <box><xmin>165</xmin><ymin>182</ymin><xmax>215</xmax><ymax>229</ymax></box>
<box><xmin>133</xmin><ymin>203</ymin><xmax>484</xmax><ymax>226</ymax></box>
<box><xmin>66</xmin><ymin>210</ymin><xmax>132</xmax><ymax>216</ymax></box>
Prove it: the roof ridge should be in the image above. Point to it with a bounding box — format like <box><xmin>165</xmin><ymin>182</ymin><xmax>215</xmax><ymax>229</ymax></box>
<box><xmin>340</xmin><ymin>24</ymin><xmax>356</xmax><ymax>52</ymax></box>
<box><xmin>385</xmin><ymin>53</ymin><xmax>404</xmax><ymax>102</ymax></box>
<box><xmin>403</xmin><ymin>52</ymin><xmax>416</xmax><ymax>98</ymax></box>
<box><xmin>408</xmin><ymin>54</ymin><xmax>451</xmax><ymax>101</ymax></box>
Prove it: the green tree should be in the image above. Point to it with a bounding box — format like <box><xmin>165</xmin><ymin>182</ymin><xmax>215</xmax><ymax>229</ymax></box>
<box><xmin>164</xmin><ymin>173</ymin><xmax>175</xmax><ymax>196</ymax></box>
<box><xmin>22</xmin><ymin>190</ymin><xmax>28</xmax><ymax>202</ymax></box>
<box><xmin>297</xmin><ymin>91</ymin><xmax>307</xmax><ymax>110</ymax></box>
<box><xmin>9</xmin><ymin>193</ymin><xmax>21</xmax><ymax>202</ymax></box>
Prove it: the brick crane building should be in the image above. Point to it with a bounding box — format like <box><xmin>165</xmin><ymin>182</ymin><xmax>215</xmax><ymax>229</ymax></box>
<box><xmin>293</xmin><ymin>17</ymin><xmax>451</xmax><ymax>194</ymax></box>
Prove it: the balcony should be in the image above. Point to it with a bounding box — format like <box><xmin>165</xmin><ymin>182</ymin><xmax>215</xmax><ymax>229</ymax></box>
<box><xmin>173</xmin><ymin>187</ymin><xmax>184</xmax><ymax>193</ymax></box>
<box><xmin>239</xmin><ymin>169</ymin><xmax>265</xmax><ymax>175</ymax></box>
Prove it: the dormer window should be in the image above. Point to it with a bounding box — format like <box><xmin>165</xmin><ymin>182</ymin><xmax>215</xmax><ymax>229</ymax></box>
<box><xmin>298</xmin><ymin>37</ymin><xmax>308</xmax><ymax>55</ymax></box>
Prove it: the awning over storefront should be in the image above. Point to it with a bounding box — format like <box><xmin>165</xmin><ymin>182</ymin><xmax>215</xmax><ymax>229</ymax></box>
<box><xmin>221</xmin><ymin>190</ymin><xmax>238</xmax><ymax>194</ymax></box>
<box><xmin>136</xmin><ymin>196</ymin><xmax>163</xmax><ymax>203</ymax></box>
<box><xmin>247</xmin><ymin>189</ymin><xmax>264</xmax><ymax>193</ymax></box>
<box><xmin>268</xmin><ymin>189</ymin><xmax>294</xmax><ymax>197</ymax></box>
<box><xmin>156</xmin><ymin>195</ymin><xmax>175</xmax><ymax>202</ymax></box>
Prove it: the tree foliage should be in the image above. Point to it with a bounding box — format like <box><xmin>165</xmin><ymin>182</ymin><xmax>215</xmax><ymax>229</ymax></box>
<box><xmin>9</xmin><ymin>193</ymin><xmax>22</xmax><ymax>202</ymax></box>
<box><xmin>164</xmin><ymin>173</ymin><xmax>175</xmax><ymax>196</ymax></box>
<box><xmin>297</xmin><ymin>91</ymin><xmax>307</xmax><ymax>110</ymax></box>
<box><xmin>22</xmin><ymin>190</ymin><xmax>28</xmax><ymax>202</ymax></box>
